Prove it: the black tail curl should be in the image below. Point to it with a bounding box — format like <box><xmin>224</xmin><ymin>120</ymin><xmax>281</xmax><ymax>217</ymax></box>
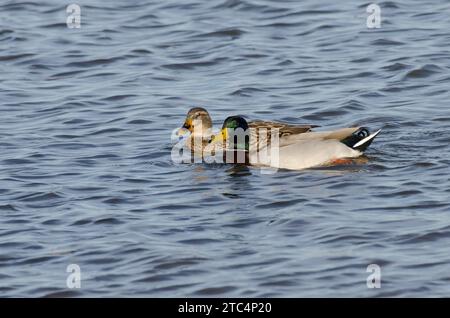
<box><xmin>341</xmin><ymin>127</ymin><xmax>376</xmax><ymax>152</ymax></box>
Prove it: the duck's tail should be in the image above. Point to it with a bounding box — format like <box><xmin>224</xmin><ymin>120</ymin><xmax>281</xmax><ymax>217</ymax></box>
<box><xmin>341</xmin><ymin>127</ymin><xmax>382</xmax><ymax>152</ymax></box>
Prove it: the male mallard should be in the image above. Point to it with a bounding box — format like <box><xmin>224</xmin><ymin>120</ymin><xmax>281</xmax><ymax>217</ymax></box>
<box><xmin>210</xmin><ymin>116</ymin><xmax>381</xmax><ymax>170</ymax></box>
<box><xmin>177</xmin><ymin>107</ymin><xmax>317</xmax><ymax>153</ymax></box>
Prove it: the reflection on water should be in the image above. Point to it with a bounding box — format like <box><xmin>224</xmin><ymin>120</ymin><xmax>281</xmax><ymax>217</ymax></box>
<box><xmin>223</xmin><ymin>165</ymin><xmax>252</xmax><ymax>199</ymax></box>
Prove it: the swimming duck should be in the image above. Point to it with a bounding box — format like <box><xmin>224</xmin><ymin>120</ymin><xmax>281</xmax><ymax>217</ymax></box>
<box><xmin>210</xmin><ymin>116</ymin><xmax>381</xmax><ymax>170</ymax></box>
<box><xmin>176</xmin><ymin>107</ymin><xmax>214</xmax><ymax>154</ymax></box>
<box><xmin>177</xmin><ymin>107</ymin><xmax>316</xmax><ymax>154</ymax></box>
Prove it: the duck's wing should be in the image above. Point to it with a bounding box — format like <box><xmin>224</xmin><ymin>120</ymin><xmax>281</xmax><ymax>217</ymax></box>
<box><xmin>322</xmin><ymin>127</ymin><xmax>361</xmax><ymax>141</ymax></box>
<box><xmin>248</xmin><ymin>120</ymin><xmax>318</xmax><ymax>150</ymax></box>
<box><xmin>249</xmin><ymin>120</ymin><xmax>317</xmax><ymax>136</ymax></box>
<box><xmin>246</xmin><ymin>127</ymin><xmax>344</xmax><ymax>150</ymax></box>
<box><xmin>277</xmin><ymin>127</ymin><xmax>381</xmax><ymax>152</ymax></box>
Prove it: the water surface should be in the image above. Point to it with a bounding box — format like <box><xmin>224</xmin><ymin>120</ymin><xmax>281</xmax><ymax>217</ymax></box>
<box><xmin>1</xmin><ymin>0</ymin><xmax>450</xmax><ymax>297</ymax></box>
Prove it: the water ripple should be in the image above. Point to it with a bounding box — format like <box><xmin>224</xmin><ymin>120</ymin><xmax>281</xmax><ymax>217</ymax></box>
<box><xmin>1</xmin><ymin>0</ymin><xmax>450</xmax><ymax>297</ymax></box>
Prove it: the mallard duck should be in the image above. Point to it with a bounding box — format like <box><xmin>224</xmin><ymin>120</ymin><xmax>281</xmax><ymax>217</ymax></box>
<box><xmin>176</xmin><ymin>107</ymin><xmax>214</xmax><ymax>154</ymax></box>
<box><xmin>178</xmin><ymin>107</ymin><xmax>213</xmax><ymax>138</ymax></box>
<box><xmin>177</xmin><ymin>107</ymin><xmax>317</xmax><ymax>154</ymax></box>
<box><xmin>209</xmin><ymin>116</ymin><xmax>381</xmax><ymax>170</ymax></box>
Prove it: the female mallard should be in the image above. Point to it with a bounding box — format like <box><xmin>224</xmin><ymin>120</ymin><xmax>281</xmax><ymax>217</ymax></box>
<box><xmin>177</xmin><ymin>107</ymin><xmax>317</xmax><ymax>153</ymax></box>
<box><xmin>210</xmin><ymin>116</ymin><xmax>381</xmax><ymax>170</ymax></box>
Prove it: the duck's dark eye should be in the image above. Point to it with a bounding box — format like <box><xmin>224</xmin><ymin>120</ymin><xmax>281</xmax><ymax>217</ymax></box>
<box><xmin>183</xmin><ymin>123</ymin><xmax>191</xmax><ymax>129</ymax></box>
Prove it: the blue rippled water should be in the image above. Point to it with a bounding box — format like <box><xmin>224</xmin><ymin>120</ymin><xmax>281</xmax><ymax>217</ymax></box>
<box><xmin>1</xmin><ymin>0</ymin><xmax>450</xmax><ymax>297</ymax></box>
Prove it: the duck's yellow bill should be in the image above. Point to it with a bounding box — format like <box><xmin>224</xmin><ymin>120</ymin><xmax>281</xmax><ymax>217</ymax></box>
<box><xmin>183</xmin><ymin>118</ymin><xmax>193</xmax><ymax>132</ymax></box>
<box><xmin>176</xmin><ymin>118</ymin><xmax>193</xmax><ymax>138</ymax></box>
<box><xmin>211</xmin><ymin>128</ymin><xmax>227</xmax><ymax>143</ymax></box>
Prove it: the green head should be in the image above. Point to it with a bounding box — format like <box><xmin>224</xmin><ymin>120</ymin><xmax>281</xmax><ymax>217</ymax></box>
<box><xmin>213</xmin><ymin>116</ymin><xmax>249</xmax><ymax>151</ymax></box>
<box><xmin>221</xmin><ymin>116</ymin><xmax>249</xmax><ymax>131</ymax></box>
